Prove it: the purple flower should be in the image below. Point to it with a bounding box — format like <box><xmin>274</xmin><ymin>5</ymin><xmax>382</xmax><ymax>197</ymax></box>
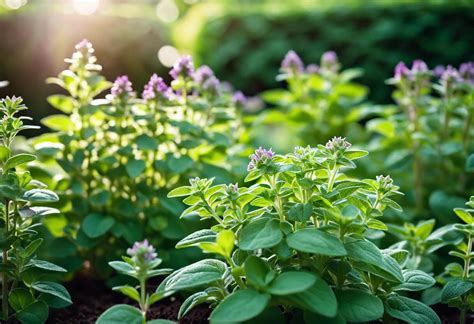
<box><xmin>459</xmin><ymin>62</ymin><xmax>474</xmax><ymax>85</ymax></box>
<box><xmin>394</xmin><ymin>62</ymin><xmax>410</xmax><ymax>80</ymax></box>
<box><xmin>411</xmin><ymin>60</ymin><xmax>428</xmax><ymax>74</ymax></box>
<box><xmin>325</xmin><ymin>136</ymin><xmax>351</xmax><ymax>152</ymax></box>
<box><xmin>202</xmin><ymin>76</ymin><xmax>220</xmax><ymax>96</ymax></box>
<box><xmin>142</xmin><ymin>74</ymin><xmax>171</xmax><ymax>101</ymax></box>
<box><xmin>127</xmin><ymin>239</ymin><xmax>158</xmax><ymax>264</ymax></box>
<box><xmin>111</xmin><ymin>75</ymin><xmax>135</xmax><ymax>99</ymax></box>
<box><xmin>194</xmin><ymin>65</ymin><xmax>215</xmax><ymax>84</ymax></box>
<box><xmin>321</xmin><ymin>51</ymin><xmax>337</xmax><ymax>65</ymax></box>
<box><xmin>306</xmin><ymin>64</ymin><xmax>320</xmax><ymax>74</ymax></box>
<box><xmin>75</xmin><ymin>39</ymin><xmax>94</xmax><ymax>55</ymax></box>
<box><xmin>433</xmin><ymin>65</ymin><xmax>446</xmax><ymax>78</ymax></box>
<box><xmin>232</xmin><ymin>91</ymin><xmax>247</xmax><ymax>108</ymax></box>
<box><xmin>281</xmin><ymin>50</ymin><xmax>304</xmax><ymax>74</ymax></box>
<box><xmin>248</xmin><ymin>147</ymin><xmax>275</xmax><ymax>171</ymax></box>
<box><xmin>170</xmin><ymin>55</ymin><xmax>194</xmax><ymax>80</ymax></box>
<box><xmin>320</xmin><ymin>51</ymin><xmax>339</xmax><ymax>73</ymax></box>
<box><xmin>441</xmin><ymin>65</ymin><xmax>462</xmax><ymax>83</ymax></box>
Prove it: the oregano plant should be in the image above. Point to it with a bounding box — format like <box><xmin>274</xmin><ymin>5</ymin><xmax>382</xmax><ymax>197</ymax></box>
<box><xmin>436</xmin><ymin>196</ymin><xmax>474</xmax><ymax>324</ymax></box>
<box><xmin>367</xmin><ymin>60</ymin><xmax>474</xmax><ymax>218</ymax></box>
<box><xmin>161</xmin><ymin>138</ymin><xmax>440</xmax><ymax>323</ymax></box>
<box><xmin>97</xmin><ymin>240</ymin><xmax>173</xmax><ymax>324</ymax></box>
<box><xmin>254</xmin><ymin>50</ymin><xmax>372</xmax><ymax>151</ymax></box>
<box><xmin>30</xmin><ymin>40</ymin><xmax>246</xmax><ymax>276</ymax></box>
<box><xmin>0</xmin><ymin>97</ymin><xmax>71</xmax><ymax>324</ymax></box>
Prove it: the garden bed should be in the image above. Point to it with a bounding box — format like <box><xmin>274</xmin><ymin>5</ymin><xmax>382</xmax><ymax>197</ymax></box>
<box><xmin>47</xmin><ymin>276</ymin><xmax>210</xmax><ymax>323</ymax></box>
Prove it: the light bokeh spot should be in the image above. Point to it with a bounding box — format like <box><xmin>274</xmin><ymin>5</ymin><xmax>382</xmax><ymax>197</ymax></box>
<box><xmin>156</xmin><ymin>0</ymin><xmax>179</xmax><ymax>23</ymax></box>
<box><xmin>158</xmin><ymin>45</ymin><xmax>180</xmax><ymax>67</ymax></box>
<box><xmin>73</xmin><ymin>0</ymin><xmax>99</xmax><ymax>16</ymax></box>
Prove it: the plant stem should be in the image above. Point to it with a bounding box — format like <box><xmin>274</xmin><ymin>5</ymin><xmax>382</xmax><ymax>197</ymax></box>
<box><xmin>327</xmin><ymin>166</ymin><xmax>339</xmax><ymax>192</ymax></box>
<box><xmin>139</xmin><ymin>278</ymin><xmax>147</xmax><ymax>321</ymax></box>
<box><xmin>2</xmin><ymin>201</ymin><xmax>9</xmax><ymax>322</ymax></box>
<box><xmin>460</xmin><ymin>234</ymin><xmax>472</xmax><ymax>324</ymax></box>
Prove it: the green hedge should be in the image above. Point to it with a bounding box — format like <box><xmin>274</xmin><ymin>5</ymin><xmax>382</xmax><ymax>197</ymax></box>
<box><xmin>180</xmin><ymin>2</ymin><xmax>474</xmax><ymax>103</ymax></box>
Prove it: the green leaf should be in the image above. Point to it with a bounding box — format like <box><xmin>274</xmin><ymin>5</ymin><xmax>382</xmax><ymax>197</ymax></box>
<box><xmin>41</xmin><ymin>115</ymin><xmax>74</xmax><ymax>132</ymax></box>
<box><xmin>82</xmin><ymin>213</ymin><xmax>115</xmax><ymax>238</ymax></box>
<box><xmin>5</xmin><ymin>153</ymin><xmax>36</xmax><ymax>170</ymax></box>
<box><xmin>167</xmin><ymin>186</ymin><xmax>193</xmax><ymax>198</ymax></box>
<box><xmin>113</xmin><ymin>285</ymin><xmax>140</xmax><ymax>303</ymax></box>
<box><xmin>385</xmin><ymin>294</ymin><xmax>440</xmax><ymax>324</ymax></box>
<box><xmin>18</xmin><ymin>207</ymin><xmax>60</xmax><ymax>219</ymax></box>
<box><xmin>367</xmin><ymin>218</ymin><xmax>388</xmax><ymax>231</ymax></box>
<box><xmin>286</xmin><ymin>278</ymin><xmax>337</xmax><ymax>318</ymax></box>
<box><xmin>109</xmin><ymin>261</ymin><xmax>135</xmax><ymax>276</ymax></box>
<box><xmin>244</xmin><ymin>256</ymin><xmax>273</xmax><ymax>288</ymax></box>
<box><xmin>147</xmin><ymin>320</ymin><xmax>175</xmax><ymax>324</ymax></box>
<box><xmin>25</xmin><ymin>259</ymin><xmax>67</xmax><ymax>273</ymax></box>
<box><xmin>97</xmin><ymin>304</ymin><xmax>144</xmax><ymax>324</ymax></box>
<box><xmin>210</xmin><ymin>290</ymin><xmax>269</xmax><ymax>323</ymax></box>
<box><xmin>47</xmin><ymin>94</ymin><xmax>75</xmax><ymax>113</ymax></box>
<box><xmin>336</xmin><ymin>289</ymin><xmax>383</xmax><ymax>322</ymax></box>
<box><xmin>160</xmin><ymin>259</ymin><xmax>227</xmax><ymax>291</ymax></box>
<box><xmin>267</xmin><ymin>271</ymin><xmax>316</xmax><ymax>295</ymax></box>
<box><xmin>176</xmin><ymin>229</ymin><xmax>216</xmax><ymax>249</ymax></box>
<box><xmin>16</xmin><ymin>300</ymin><xmax>49</xmax><ymax>324</ymax></box>
<box><xmin>21</xmin><ymin>238</ymin><xmax>43</xmax><ymax>258</ymax></box>
<box><xmin>345</xmin><ymin>239</ymin><xmax>403</xmax><ymax>283</ymax></box>
<box><xmin>239</xmin><ymin>217</ymin><xmax>283</xmax><ymax>251</ymax></box>
<box><xmin>0</xmin><ymin>146</ymin><xmax>10</xmax><ymax>162</ymax></box>
<box><xmin>441</xmin><ymin>279</ymin><xmax>473</xmax><ymax>302</ymax></box>
<box><xmin>287</xmin><ymin>229</ymin><xmax>347</xmax><ymax>256</ymax></box>
<box><xmin>453</xmin><ymin>208</ymin><xmax>473</xmax><ymax>224</ymax></box>
<box><xmin>395</xmin><ymin>270</ymin><xmax>435</xmax><ymax>292</ymax></box>
<box><xmin>126</xmin><ymin>159</ymin><xmax>146</xmax><ymax>178</ymax></box>
<box><xmin>465</xmin><ymin>154</ymin><xmax>474</xmax><ymax>172</ymax></box>
<box><xmin>216</xmin><ymin>230</ymin><xmax>235</xmax><ymax>258</ymax></box>
<box><xmin>178</xmin><ymin>291</ymin><xmax>210</xmax><ymax>319</ymax></box>
<box><xmin>287</xmin><ymin>203</ymin><xmax>313</xmax><ymax>222</ymax></box>
<box><xmin>22</xmin><ymin>189</ymin><xmax>59</xmax><ymax>202</ymax></box>
<box><xmin>345</xmin><ymin>149</ymin><xmax>368</xmax><ymax>160</ymax></box>
<box><xmin>136</xmin><ymin>134</ymin><xmax>158</xmax><ymax>151</ymax></box>
<box><xmin>31</xmin><ymin>281</ymin><xmax>72</xmax><ymax>306</ymax></box>
<box><xmin>9</xmin><ymin>288</ymin><xmax>34</xmax><ymax>312</ymax></box>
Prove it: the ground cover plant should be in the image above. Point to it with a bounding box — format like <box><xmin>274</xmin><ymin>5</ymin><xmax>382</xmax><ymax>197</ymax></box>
<box><xmin>162</xmin><ymin>139</ymin><xmax>441</xmax><ymax>323</ymax></box>
<box><xmin>0</xmin><ymin>96</ymin><xmax>71</xmax><ymax>324</ymax></box>
<box><xmin>29</xmin><ymin>40</ymin><xmax>247</xmax><ymax>277</ymax></box>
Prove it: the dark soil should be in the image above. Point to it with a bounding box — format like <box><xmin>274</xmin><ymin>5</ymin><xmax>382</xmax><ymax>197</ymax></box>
<box><xmin>47</xmin><ymin>276</ymin><xmax>210</xmax><ymax>324</ymax></box>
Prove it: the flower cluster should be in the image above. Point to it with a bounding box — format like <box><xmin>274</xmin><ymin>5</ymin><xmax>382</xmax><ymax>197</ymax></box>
<box><xmin>434</xmin><ymin>61</ymin><xmax>474</xmax><ymax>88</ymax></box>
<box><xmin>325</xmin><ymin>136</ymin><xmax>351</xmax><ymax>152</ymax></box>
<box><xmin>232</xmin><ymin>91</ymin><xmax>247</xmax><ymax>108</ymax></box>
<box><xmin>247</xmin><ymin>147</ymin><xmax>275</xmax><ymax>171</ymax></box>
<box><xmin>393</xmin><ymin>60</ymin><xmax>430</xmax><ymax>81</ymax></box>
<box><xmin>127</xmin><ymin>239</ymin><xmax>158</xmax><ymax>265</ymax></box>
<box><xmin>375</xmin><ymin>174</ymin><xmax>398</xmax><ymax>194</ymax></box>
<box><xmin>280</xmin><ymin>50</ymin><xmax>304</xmax><ymax>74</ymax></box>
<box><xmin>110</xmin><ymin>75</ymin><xmax>135</xmax><ymax>100</ymax></box>
<box><xmin>320</xmin><ymin>50</ymin><xmax>339</xmax><ymax>72</ymax></box>
<box><xmin>142</xmin><ymin>74</ymin><xmax>171</xmax><ymax>101</ymax></box>
<box><xmin>170</xmin><ymin>55</ymin><xmax>195</xmax><ymax>80</ymax></box>
<box><xmin>66</xmin><ymin>39</ymin><xmax>99</xmax><ymax>72</ymax></box>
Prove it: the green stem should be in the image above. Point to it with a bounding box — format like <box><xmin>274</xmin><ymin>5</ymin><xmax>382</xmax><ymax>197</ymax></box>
<box><xmin>2</xmin><ymin>200</ymin><xmax>10</xmax><ymax>322</ymax></box>
<box><xmin>327</xmin><ymin>166</ymin><xmax>339</xmax><ymax>192</ymax></box>
<box><xmin>460</xmin><ymin>234</ymin><xmax>472</xmax><ymax>324</ymax></box>
<box><xmin>139</xmin><ymin>278</ymin><xmax>147</xmax><ymax>320</ymax></box>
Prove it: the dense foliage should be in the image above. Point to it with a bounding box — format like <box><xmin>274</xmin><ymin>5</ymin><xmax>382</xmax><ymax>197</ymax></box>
<box><xmin>30</xmin><ymin>41</ymin><xmax>246</xmax><ymax>277</ymax></box>
<box><xmin>179</xmin><ymin>2</ymin><xmax>474</xmax><ymax>102</ymax></box>
<box><xmin>0</xmin><ymin>97</ymin><xmax>71</xmax><ymax>323</ymax></box>
<box><xmin>163</xmin><ymin>141</ymin><xmax>441</xmax><ymax>323</ymax></box>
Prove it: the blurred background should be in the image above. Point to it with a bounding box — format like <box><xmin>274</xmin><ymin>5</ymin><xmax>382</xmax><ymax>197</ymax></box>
<box><xmin>0</xmin><ymin>0</ymin><xmax>473</xmax><ymax>129</ymax></box>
